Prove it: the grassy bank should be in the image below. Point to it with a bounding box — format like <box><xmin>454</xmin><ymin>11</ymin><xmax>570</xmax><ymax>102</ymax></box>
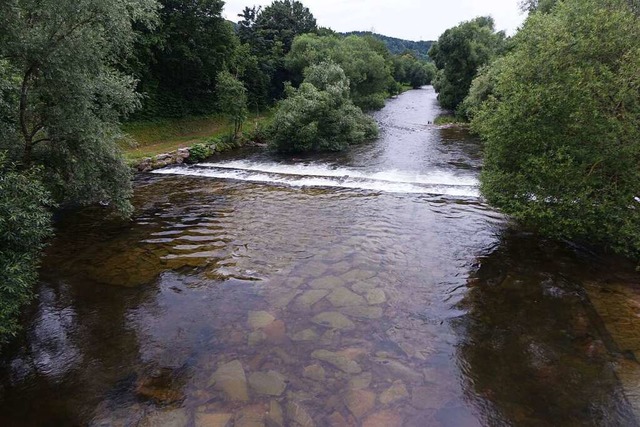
<box><xmin>121</xmin><ymin>112</ymin><xmax>271</xmax><ymax>163</ymax></box>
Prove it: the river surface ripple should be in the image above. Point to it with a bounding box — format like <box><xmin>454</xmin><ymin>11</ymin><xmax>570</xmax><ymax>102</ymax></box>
<box><xmin>1</xmin><ymin>87</ymin><xmax>640</xmax><ymax>426</ymax></box>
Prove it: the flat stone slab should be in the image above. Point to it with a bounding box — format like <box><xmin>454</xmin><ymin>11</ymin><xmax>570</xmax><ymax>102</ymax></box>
<box><xmin>247</xmin><ymin>311</ymin><xmax>275</xmax><ymax>329</ymax></box>
<box><xmin>248</xmin><ymin>370</ymin><xmax>287</xmax><ymax>396</ymax></box>
<box><xmin>312</xmin><ymin>350</ymin><xmax>362</xmax><ymax>374</ymax></box>
<box><xmin>211</xmin><ymin>360</ymin><xmax>249</xmax><ymax>402</ymax></box>
<box><xmin>327</xmin><ymin>287</ymin><xmax>366</xmax><ymax>307</ymax></box>
<box><xmin>311</xmin><ymin>312</ymin><xmax>355</xmax><ymax>330</ymax></box>
<box><xmin>309</xmin><ymin>276</ymin><xmax>345</xmax><ymax>289</ymax></box>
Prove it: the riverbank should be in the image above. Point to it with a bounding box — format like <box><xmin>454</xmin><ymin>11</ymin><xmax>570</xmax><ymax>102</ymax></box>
<box><xmin>121</xmin><ymin>113</ymin><xmax>271</xmax><ymax>171</ymax></box>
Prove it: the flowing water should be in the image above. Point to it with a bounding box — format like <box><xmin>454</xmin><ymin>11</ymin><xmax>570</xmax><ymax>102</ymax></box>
<box><xmin>2</xmin><ymin>87</ymin><xmax>640</xmax><ymax>427</ymax></box>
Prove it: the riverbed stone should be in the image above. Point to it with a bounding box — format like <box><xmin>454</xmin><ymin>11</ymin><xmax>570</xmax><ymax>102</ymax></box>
<box><xmin>267</xmin><ymin>290</ymin><xmax>299</xmax><ymax>309</ymax></box>
<box><xmin>349</xmin><ymin>372</ymin><xmax>373</xmax><ymax>390</ymax></box>
<box><xmin>372</xmin><ymin>357</ymin><xmax>423</xmax><ymax>383</ymax></box>
<box><xmin>248</xmin><ymin>371</ymin><xmax>287</xmax><ymax>396</ymax></box>
<box><xmin>195</xmin><ymin>412</ymin><xmax>233</xmax><ymax>427</ymax></box>
<box><xmin>303</xmin><ymin>364</ymin><xmax>326</xmax><ymax>381</ymax></box>
<box><xmin>291</xmin><ymin>328</ymin><xmax>320</xmax><ymax>342</ymax></box>
<box><xmin>341</xmin><ymin>306</ymin><xmax>383</xmax><ymax>320</ymax></box>
<box><xmin>365</xmin><ymin>289</ymin><xmax>387</xmax><ymax>305</ymax></box>
<box><xmin>309</xmin><ymin>276</ymin><xmax>344</xmax><ymax>290</ymax></box>
<box><xmin>263</xmin><ymin>320</ymin><xmax>286</xmax><ymax>344</ymax></box>
<box><xmin>295</xmin><ymin>290</ymin><xmax>329</xmax><ymax>308</ymax></box>
<box><xmin>267</xmin><ymin>400</ymin><xmax>284</xmax><ymax>427</ymax></box>
<box><xmin>248</xmin><ymin>330</ymin><xmax>266</xmax><ymax>346</ymax></box>
<box><xmin>327</xmin><ymin>287</ymin><xmax>366</xmax><ymax>307</ymax></box>
<box><xmin>248</xmin><ymin>311</ymin><xmax>276</xmax><ymax>329</ymax></box>
<box><xmin>345</xmin><ymin>389</ymin><xmax>376</xmax><ymax>418</ymax></box>
<box><xmin>140</xmin><ymin>409</ymin><xmax>189</xmax><ymax>427</ymax></box>
<box><xmin>342</xmin><ymin>269</ymin><xmax>377</xmax><ymax>282</ymax></box>
<box><xmin>286</xmin><ymin>401</ymin><xmax>315</xmax><ymax>427</ymax></box>
<box><xmin>235</xmin><ymin>404</ymin><xmax>267</xmax><ymax>427</ymax></box>
<box><xmin>362</xmin><ymin>410</ymin><xmax>403</xmax><ymax>427</ymax></box>
<box><xmin>312</xmin><ymin>350</ymin><xmax>362</xmax><ymax>374</ymax></box>
<box><xmin>211</xmin><ymin>360</ymin><xmax>249</xmax><ymax>402</ymax></box>
<box><xmin>379</xmin><ymin>380</ymin><xmax>409</xmax><ymax>405</ymax></box>
<box><xmin>311</xmin><ymin>312</ymin><xmax>355</xmax><ymax>330</ymax></box>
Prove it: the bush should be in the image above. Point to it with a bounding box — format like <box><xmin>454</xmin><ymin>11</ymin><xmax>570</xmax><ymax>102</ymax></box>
<box><xmin>0</xmin><ymin>154</ymin><xmax>53</xmax><ymax>345</ymax></box>
<box><xmin>268</xmin><ymin>63</ymin><xmax>378</xmax><ymax>153</ymax></box>
<box><xmin>186</xmin><ymin>143</ymin><xmax>212</xmax><ymax>163</ymax></box>
<box><xmin>473</xmin><ymin>0</ymin><xmax>640</xmax><ymax>259</ymax></box>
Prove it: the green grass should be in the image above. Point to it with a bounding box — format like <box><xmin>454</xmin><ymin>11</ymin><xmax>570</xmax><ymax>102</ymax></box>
<box><xmin>121</xmin><ymin>112</ymin><xmax>271</xmax><ymax>163</ymax></box>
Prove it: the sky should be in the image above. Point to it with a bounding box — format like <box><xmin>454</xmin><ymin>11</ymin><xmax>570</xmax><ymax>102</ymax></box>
<box><xmin>222</xmin><ymin>0</ymin><xmax>528</xmax><ymax>41</ymax></box>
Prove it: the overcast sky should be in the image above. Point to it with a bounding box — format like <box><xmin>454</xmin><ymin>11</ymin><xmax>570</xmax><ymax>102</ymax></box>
<box><xmin>222</xmin><ymin>0</ymin><xmax>527</xmax><ymax>41</ymax></box>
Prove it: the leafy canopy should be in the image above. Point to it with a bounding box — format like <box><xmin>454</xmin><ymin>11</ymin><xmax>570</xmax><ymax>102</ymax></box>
<box><xmin>429</xmin><ymin>16</ymin><xmax>505</xmax><ymax>111</ymax></box>
<box><xmin>268</xmin><ymin>62</ymin><xmax>378</xmax><ymax>153</ymax></box>
<box><xmin>473</xmin><ymin>0</ymin><xmax>640</xmax><ymax>258</ymax></box>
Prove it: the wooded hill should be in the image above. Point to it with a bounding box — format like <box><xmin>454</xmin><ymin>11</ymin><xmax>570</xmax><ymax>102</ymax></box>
<box><xmin>342</xmin><ymin>31</ymin><xmax>434</xmax><ymax>61</ymax></box>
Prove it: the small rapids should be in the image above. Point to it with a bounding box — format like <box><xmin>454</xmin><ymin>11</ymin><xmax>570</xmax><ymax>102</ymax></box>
<box><xmin>153</xmin><ymin>160</ymin><xmax>480</xmax><ymax>198</ymax></box>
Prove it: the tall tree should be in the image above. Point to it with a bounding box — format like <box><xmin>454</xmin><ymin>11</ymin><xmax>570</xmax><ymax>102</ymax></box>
<box><xmin>131</xmin><ymin>0</ymin><xmax>238</xmax><ymax>117</ymax></box>
<box><xmin>429</xmin><ymin>16</ymin><xmax>505</xmax><ymax>111</ymax></box>
<box><xmin>473</xmin><ymin>0</ymin><xmax>640</xmax><ymax>258</ymax></box>
<box><xmin>0</xmin><ymin>0</ymin><xmax>158</xmax><ymax>214</ymax></box>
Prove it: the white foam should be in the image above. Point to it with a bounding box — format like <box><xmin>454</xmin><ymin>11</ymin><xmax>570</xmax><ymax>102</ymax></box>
<box><xmin>153</xmin><ymin>161</ymin><xmax>480</xmax><ymax>198</ymax></box>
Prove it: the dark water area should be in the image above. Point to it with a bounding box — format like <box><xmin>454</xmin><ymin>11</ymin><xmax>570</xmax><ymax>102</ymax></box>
<box><xmin>1</xmin><ymin>87</ymin><xmax>640</xmax><ymax>426</ymax></box>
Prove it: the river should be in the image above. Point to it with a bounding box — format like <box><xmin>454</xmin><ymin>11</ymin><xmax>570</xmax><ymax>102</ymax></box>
<box><xmin>1</xmin><ymin>87</ymin><xmax>640</xmax><ymax>426</ymax></box>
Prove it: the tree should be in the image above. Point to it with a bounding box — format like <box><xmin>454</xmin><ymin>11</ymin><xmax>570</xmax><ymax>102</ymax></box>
<box><xmin>0</xmin><ymin>0</ymin><xmax>157</xmax><ymax>215</ymax></box>
<box><xmin>473</xmin><ymin>0</ymin><xmax>640</xmax><ymax>258</ymax></box>
<box><xmin>268</xmin><ymin>62</ymin><xmax>378</xmax><ymax>153</ymax></box>
<box><xmin>286</xmin><ymin>34</ymin><xmax>394</xmax><ymax>110</ymax></box>
<box><xmin>429</xmin><ymin>17</ymin><xmax>505</xmax><ymax>111</ymax></box>
<box><xmin>0</xmin><ymin>154</ymin><xmax>53</xmax><ymax>344</ymax></box>
<box><xmin>130</xmin><ymin>0</ymin><xmax>238</xmax><ymax>117</ymax></box>
<box><xmin>216</xmin><ymin>71</ymin><xmax>248</xmax><ymax>140</ymax></box>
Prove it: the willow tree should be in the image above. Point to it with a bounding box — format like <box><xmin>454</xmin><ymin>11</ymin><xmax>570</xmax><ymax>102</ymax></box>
<box><xmin>0</xmin><ymin>0</ymin><xmax>158</xmax><ymax>215</ymax></box>
<box><xmin>474</xmin><ymin>0</ymin><xmax>640</xmax><ymax>258</ymax></box>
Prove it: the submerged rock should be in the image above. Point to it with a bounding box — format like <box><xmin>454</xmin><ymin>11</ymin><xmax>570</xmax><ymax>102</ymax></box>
<box><xmin>248</xmin><ymin>311</ymin><xmax>276</xmax><ymax>329</ymax></box>
<box><xmin>286</xmin><ymin>401</ymin><xmax>315</xmax><ymax>427</ymax></box>
<box><xmin>303</xmin><ymin>364</ymin><xmax>326</xmax><ymax>381</ymax></box>
<box><xmin>362</xmin><ymin>410</ymin><xmax>403</xmax><ymax>427</ymax></box>
<box><xmin>195</xmin><ymin>412</ymin><xmax>233</xmax><ymax>427</ymax></box>
<box><xmin>311</xmin><ymin>312</ymin><xmax>355</xmax><ymax>330</ymax></box>
<box><xmin>235</xmin><ymin>404</ymin><xmax>267</xmax><ymax>427</ymax></box>
<box><xmin>248</xmin><ymin>371</ymin><xmax>287</xmax><ymax>396</ymax></box>
<box><xmin>211</xmin><ymin>360</ymin><xmax>249</xmax><ymax>402</ymax></box>
<box><xmin>295</xmin><ymin>290</ymin><xmax>329</xmax><ymax>308</ymax></box>
<box><xmin>372</xmin><ymin>357</ymin><xmax>423</xmax><ymax>383</ymax></box>
<box><xmin>291</xmin><ymin>328</ymin><xmax>320</xmax><ymax>342</ymax></box>
<box><xmin>327</xmin><ymin>287</ymin><xmax>367</xmax><ymax>307</ymax></box>
<box><xmin>365</xmin><ymin>289</ymin><xmax>387</xmax><ymax>305</ymax></box>
<box><xmin>341</xmin><ymin>306</ymin><xmax>383</xmax><ymax>320</ymax></box>
<box><xmin>309</xmin><ymin>276</ymin><xmax>344</xmax><ymax>290</ymax></box>
<box><xmin>140</xmin><ymin>409</ymin><xmax>189</xmax><ymax>427</ymax></box>
<box><xmin>345</xmin><ymin>389</ymin><xmax>376</xmax><ymax>418</ymax></box>
<box><xmin>312</xmin><ymin>350</ymin><xmax>362</xmax><ymax>374</ymax></box>
<box><xmin>349</xmin><ymin>372</ymin><xmax>373</xmax><ymax>390</ymax></box>
<box><xmin>267</xmin><ymin>400</ymin><xmax>284</xmax><ymax>427</ymax></box>
<box><xmin>379</xmin><ymin>380</ymin><xmax>409</xmax><ymax>405</ymax></box>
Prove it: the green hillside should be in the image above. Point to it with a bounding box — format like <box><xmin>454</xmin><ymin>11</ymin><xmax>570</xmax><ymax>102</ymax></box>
<box><xmin>342</xmin><ymin>31</ymin><xmax>434</xmax><ymax>61</ymax></box>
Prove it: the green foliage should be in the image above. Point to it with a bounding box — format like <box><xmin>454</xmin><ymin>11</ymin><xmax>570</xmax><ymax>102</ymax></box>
<box><xmin>0</xmin><ymin>0</ymin><xmax>158</xmax><ymax>216</ymax></box>
<box><xmin>216</xmin><ymin>71</ymin><xmax>248</xmax><ymax>139</ymax></box>
<box><xmin>393</xmin><ymin>54</ymin><xmax>436</xmax><ymax>89</ymax></box>
<box><xmin>0</xmin><ymin>154</ymin><xmax>53</xmax><ymax>344</ymax></box>
<box><xmin>429</xmin><ymin>16</ymin><xmax>505</xmax><ymax>111</ymax></box>
<box><xmin>343</xmin><ymin>31</ymin><xmax>434</xmax><ymax>61</ymax></box>
<box><xmin>186</xmin><ymin>143</ymin><xmax>212</xmax><ymax>163</ymax></box>
<box><xmin>130</xmin><ymin>0</ymin><xmax>237</xmax><ymax>118</ymax></box>
<box><xmin>458</xmin><ymin>62</ymin><xmax>501</xmax><ymax>121</ymax></box>
<box><xmin>286</xmin><ymin>34</ymin><xmax>393</xmax><ymax>110</ymax></box>
<box><xmin>473</xmin><ymin>0</ymin><xmax>640</xmax><ymax>258</ymax></box>
<box><xmin>268</xmin><ymin>62</ymin><xmax>378</xmax><ymax>153</ymax></box>
<box><xmin>237</xmin><ymin>1</ymin><xmax>317</xmax><ymax>102</ymax></box>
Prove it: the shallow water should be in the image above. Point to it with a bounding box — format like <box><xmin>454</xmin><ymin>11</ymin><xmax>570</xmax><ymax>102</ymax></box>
<box><xmin>1</xmin><ymin>87</ymin><xmax>639</xmax><ymax>426</ymax></box>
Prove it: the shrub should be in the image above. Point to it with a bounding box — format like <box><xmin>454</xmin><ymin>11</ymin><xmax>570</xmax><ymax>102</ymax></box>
<box><xmin>0</xmin><ymin>154</ymin><xmax>53</xmax><ymax>344</ymax></box>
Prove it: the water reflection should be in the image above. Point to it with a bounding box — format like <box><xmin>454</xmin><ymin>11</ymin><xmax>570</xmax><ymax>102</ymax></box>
<box><xmin>457</xmin><ymin>231</ymin><xmax>638</xmax><ymax>426</ymax></box>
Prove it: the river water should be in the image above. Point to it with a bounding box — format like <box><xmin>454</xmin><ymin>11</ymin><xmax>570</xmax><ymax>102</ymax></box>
<box><xmin>2</xmin><ymin>87</ymin><xmax>640</xmax><ymax>426</ymax></box>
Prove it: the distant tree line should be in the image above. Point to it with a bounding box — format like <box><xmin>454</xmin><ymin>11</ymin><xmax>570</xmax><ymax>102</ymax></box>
<box><xmin>342</xmin><ymin>31</ymin><xmax>434</xmax><ymax>61</ymax></box>
<box><xmin>430</xmin><ymin>0</ymin><xmax>640</xmax><ymax>260</ymax></box>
